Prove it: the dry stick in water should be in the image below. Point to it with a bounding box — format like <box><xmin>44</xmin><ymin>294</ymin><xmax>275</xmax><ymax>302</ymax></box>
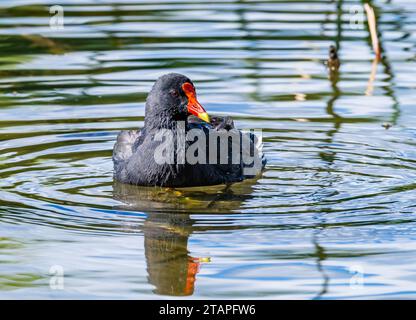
<box><xmin>364</xmin><ymin>3</ymin><xmax>381</xmax><ymax>60</ymax></box>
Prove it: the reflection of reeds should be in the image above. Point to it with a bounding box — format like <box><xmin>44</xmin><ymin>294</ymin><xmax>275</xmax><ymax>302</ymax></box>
<box><xmin>365</xmin><ymin>57</ymin><xmax>378</xmax><ymax>96</ymax></box>
<box><xmin>312</xmin><ymin>0</ymin><xmax>344</xmax><ymax>300</ymax></box>
<box><xmin>363</xmin><ymin>1</ymin><xmax>400</xmax><ymax>125</ymax></box>
<box><xmin>21</xmin><ymin>34</ymin><xmax>68</xmax><ymax>54</ymax></box>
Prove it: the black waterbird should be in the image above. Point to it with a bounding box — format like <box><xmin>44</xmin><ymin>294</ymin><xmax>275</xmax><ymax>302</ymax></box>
<box><xmin>113</xmin><ymin>73</ymin><xmax>265</xmax><ymax>187</ymax></box>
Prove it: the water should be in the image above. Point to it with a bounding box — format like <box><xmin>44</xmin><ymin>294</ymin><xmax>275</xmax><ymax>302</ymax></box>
<box><xmin>0</xmin><ymin>0</ymin><xmax>416</xmax><ymax>299</ymax></box>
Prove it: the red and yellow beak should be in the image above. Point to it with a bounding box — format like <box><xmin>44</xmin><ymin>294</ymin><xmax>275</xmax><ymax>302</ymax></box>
<box><xmin>182</xmin><ymin>82</ymin><xmax>210</xmax><ymax>123</ymax></box>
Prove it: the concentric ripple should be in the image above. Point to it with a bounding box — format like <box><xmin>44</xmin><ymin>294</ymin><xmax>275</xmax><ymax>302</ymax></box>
<box><xmin>0</xmin><ymin>0</ymin><xmax>416</xmax><ymax>299</ymax></box>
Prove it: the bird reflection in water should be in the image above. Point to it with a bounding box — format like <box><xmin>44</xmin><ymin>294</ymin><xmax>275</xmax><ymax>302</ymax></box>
<box><xmin>144</xmin><ymin>212</ymin><xmax>200</xmax><ymax>296</ymax></box>
<box><xmin>113</xmin><ymin>180</ymin><xmax>256</xmax><ymax>296</ymax></box>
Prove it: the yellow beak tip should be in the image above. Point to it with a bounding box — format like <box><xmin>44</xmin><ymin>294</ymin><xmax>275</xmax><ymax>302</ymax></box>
<box><xmin>198</xmin><ymin>112</ymin><xmax>210</xmax><ymax>123</ymax></box>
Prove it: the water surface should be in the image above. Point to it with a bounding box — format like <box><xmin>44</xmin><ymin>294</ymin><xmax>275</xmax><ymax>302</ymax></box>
<box><xmin>1</xmin><ymin>0</ymin><xmax>416</xmax><ymax>299</ymax></box>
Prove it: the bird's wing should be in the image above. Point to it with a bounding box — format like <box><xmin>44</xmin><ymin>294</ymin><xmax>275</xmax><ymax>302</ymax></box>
<box><xmin>188</xmin><ymin>114</ymin><xmax>265</xmax><ymax>181</ymax></box>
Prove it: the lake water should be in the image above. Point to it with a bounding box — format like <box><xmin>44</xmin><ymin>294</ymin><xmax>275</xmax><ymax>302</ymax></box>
<box><xmin>0</xmin><ymin>0</ymin><xmax>416</xmax><ymax>299</ymax></box>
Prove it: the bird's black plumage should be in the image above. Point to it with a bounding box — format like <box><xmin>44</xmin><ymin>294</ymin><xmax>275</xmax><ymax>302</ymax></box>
<box><xmin>113</xmin><ymin>73</ymin><xmax>265</xmax><ymax>187</ymax></box>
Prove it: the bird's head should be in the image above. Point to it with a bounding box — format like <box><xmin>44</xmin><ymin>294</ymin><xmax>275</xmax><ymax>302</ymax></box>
<box><xmin>145</xmin><ymin>73</ymin><xmax>210</xmax><ymax>129</ymax></box>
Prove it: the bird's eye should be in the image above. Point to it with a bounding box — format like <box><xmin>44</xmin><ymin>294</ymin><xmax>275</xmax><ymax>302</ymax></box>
<box><xmin>169</xmin><ymin>89</ymin><xmax>179</xmax><ymax>97</ymax></box>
